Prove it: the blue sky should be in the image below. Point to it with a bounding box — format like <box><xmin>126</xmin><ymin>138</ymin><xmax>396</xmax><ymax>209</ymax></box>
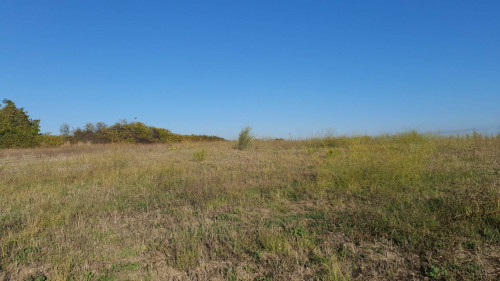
<box><xmin>1</xmin><ymin>1</ymin><xmax>499</xmax><ymax>139</ymax></box>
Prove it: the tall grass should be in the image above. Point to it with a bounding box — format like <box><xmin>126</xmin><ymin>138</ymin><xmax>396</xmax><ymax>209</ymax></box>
<box><xmin>0</xmin><ymin>133</ymin><xmax>498</xmax><ymax>280</ymax></box>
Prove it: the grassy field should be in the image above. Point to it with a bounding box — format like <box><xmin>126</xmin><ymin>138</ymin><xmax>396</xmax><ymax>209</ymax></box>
<box><xmin>0</xmin><ymin>133</ymin><xmax>499</xmax><ymax>280</ymax></box>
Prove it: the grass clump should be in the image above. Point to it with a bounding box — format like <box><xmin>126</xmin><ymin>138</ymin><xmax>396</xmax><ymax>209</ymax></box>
<box><xmin>237</xmin><ymin>126</ymin><xmax>253</xmax><ymax>150</ymax></box>
<box><xmin>193</xmin><ymin>148</ymin><xmax>207</xmax><ymax>161</ymax></box>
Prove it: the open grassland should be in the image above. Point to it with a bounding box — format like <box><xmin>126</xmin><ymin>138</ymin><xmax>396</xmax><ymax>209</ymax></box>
<box><xmin>0</xmin><ymin>133</ymin><xmax>499</xmax><ymax>280</ymax></box>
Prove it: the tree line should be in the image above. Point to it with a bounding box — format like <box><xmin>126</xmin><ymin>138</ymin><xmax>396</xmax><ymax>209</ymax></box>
<box><xmin>0</xmin><ymin>99</ymin><xmax>223</xmax><ymax>149</ymax></box>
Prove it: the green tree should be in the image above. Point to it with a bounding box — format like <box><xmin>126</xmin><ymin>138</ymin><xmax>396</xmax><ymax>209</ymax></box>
<box><xmin>0</xmin><ymin>99</ymin><xmax>41</xmax><ymax>148</ymax></box>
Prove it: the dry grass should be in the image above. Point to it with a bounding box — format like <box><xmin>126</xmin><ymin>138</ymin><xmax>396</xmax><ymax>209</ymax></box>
<box><xmin>0</xmin><ymin>134</ymin><xmax>499</xmax><ymax>280</ymax></box>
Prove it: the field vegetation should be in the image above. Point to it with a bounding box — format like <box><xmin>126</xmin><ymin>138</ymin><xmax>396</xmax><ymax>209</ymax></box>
<box><xmin>0</xmin><ymin>133</ymin><xmax>499</xmax><ymax>280</ymax></box>
<box><xmin>0</xmin><ymin>99</ymin><xmax>223</xmax><ymax>149</ymax></box>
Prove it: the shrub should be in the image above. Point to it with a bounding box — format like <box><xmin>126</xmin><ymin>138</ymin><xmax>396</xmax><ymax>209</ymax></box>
<box><xmin>68</xmin><ymin>121</ymin><xmax>225</xmax><ymax>144</ymax></box>
<box><xmin>238</xmin><ymin>127</ymin><xmax>253</xmax><ymax>150</ymax></box>
<box><xmin>193</xmin><ymin>148</ymin><xmax>207</xmax><ymax>161</ymax></box>
<box><xmin>37</xmin><ymin>134</ymin><xmax>67</xmax><ymax>147</ymax></box>
<box><xmin>0</xmin><ymin>99</ymin><xmax>40</xmax><ymax>148</ymax></box>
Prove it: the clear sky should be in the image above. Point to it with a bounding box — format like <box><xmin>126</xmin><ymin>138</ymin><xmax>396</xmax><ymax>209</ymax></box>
<box><xmin>1</xmin><ymin>1</ymin><xmax>499</xmax><ymax>139</ymax></box>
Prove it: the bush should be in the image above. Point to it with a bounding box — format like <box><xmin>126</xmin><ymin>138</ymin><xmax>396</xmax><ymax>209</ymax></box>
<box><xmin>0</xmin><ymin>99</ymin><xmax>40</xmax><ymax>148</ymax></box>
<box><xmin>238</xmin><ymin>127</ymin><xmax>253</xmax><ymax>150</ymax></box>
<box><xmin>37</xmin><ymin>134</ymin><xmax>68</xmax><ymax>147</ymax></box>
<box><xmin>69</xmin><ymin>121</ymin><xmax>225</xmax><ymax>144</ymax></box>
<box><xmin>193</xmin><ymin>148</ymin><xmax>207</xmax><ymax>161</ymax></box>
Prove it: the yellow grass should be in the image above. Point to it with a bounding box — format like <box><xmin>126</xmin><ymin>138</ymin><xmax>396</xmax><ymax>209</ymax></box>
<box><xmin>0</xmin><ymin>134</ymin><xmax>499</xmax><ymax>280</ymax></box>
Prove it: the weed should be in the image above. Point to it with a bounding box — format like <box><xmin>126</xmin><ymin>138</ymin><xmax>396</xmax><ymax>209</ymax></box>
<box><xmin>216</xmin><ymin>213</ymin><xmax>230</xmax><ymax>221</ymax></box>
<box><xmin>258</xmin><ymin>231</ymin><xmax>291</xmax><ymax>255</ymax></box>
<box><xmin>15</xmin><ymin>246</ymin><xmax>40</xmax><ymax>264</ymax></box>
<box><xmin>82</xmin><ymin>271</ymin><xmax>94</xmax><ymax>281</ymax></box>
<box><xmin>320</xmin><ymin>255</ymin><xmax>348</xmax><ymax>281</ymax></box>
<box><xmin>424</xmin><ymin>265</ymin><xmax>448</xmax><ymax>279</ymax></box>
<box><xmin>110</xmin><ymin>261</ymin><xmax>139</xmax><ymax>272</ymax></box>
<box><xmin>463</xmin><ymin>240</ymin><xmax>476</xmax><ymax>250</ymax></box>
<box><xmin>481</xmin><ymin>226</ymin><xmax>500</xmax><ymax>242</ymax></box>
<box><xmin>288</xmin><ymin>226</ymin><xmax>306</xmax><ymax>238</ymax></box>
<box><xmin>243</xmin><ymin>264</ymin><xmax>254</xmax><ymax>272</ymax></box>
<box><xmin>24</xmin><ymin>274</ymin><xmax>47</xmax><ymax>281</ymax></box>
<box><xmin>231</xmin><ymin>208</ymin><xmax>243</xmax><ymax>215</ymax></box>
<box><xmin>91</xmin><ymin>268</ymin><xmax>116</xmax><ymax>281</ymax></box>
<box><xmin>253</xmin><ymin>251</ymin><xmax>263</xmax><ymax>261</ymax></box>
<box><xmin>193</xmin><ymin>148</ymin><xmax>207</xmax><ymax>161</ymax></box>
